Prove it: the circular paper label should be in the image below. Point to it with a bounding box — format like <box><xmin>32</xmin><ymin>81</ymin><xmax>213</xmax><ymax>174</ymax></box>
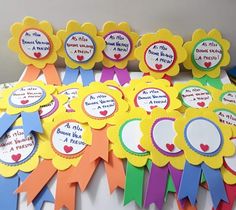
<box><xmin>20</xmin><ymin>29</ymin><xmax>51</xmax><ymax>59</ymax></box>
<box><xmin>83</xmin><ymin>92</ymin><xmax>117</xmax><ymax>119</ymax></box>
<box><xmin>0</xmin><ymin>127</ymin><xmax>38</xmax><ymax>166</ymax></box>
<box><xmin>215</xmin><ymin>109</ymin><xmax>236</xmax><ymax>126</ymax></box>
<box><xmin>220</xmin><ymin>91</ymin><xmax>236</xmax><ymax>105</ymax></box>
<box><xmin>39</xmin><ymin>96</ymin><xmax>59</xmax><ymax>119</ymax></box>
<box><xmin>65</xmin><ymin>32</ymin><xmax>95</xmax><ymax>63</ymax></box>
<box><xmin>185</xmin><ymin>118</ymin><xmax>223</xmax><ymax>156</ymax></box>
<box><xmin>9</xmin><ymin>86</ymin><xmax>46</xmax><ymax>108</ymax></box>
<box><xmin>192</xmin><ymin>38</ymin><xmax>223</xmax><ymax>70</ymax></box>
<box><xmin>103</xmin><ymin>31</ymin><xmax>132</xmax><ymax>61</ymax></box>
<box><xmin>180</xmin><ymin>86</ymin><xmax>212</xmax><ymax>108</ymax></box>
<box><xmin>151</xmin><ymin>118</ymin><xmax>182</xmax><ymax>156</ymax></box>
<box><xmin>120</xmin><ymin>119</ymin><xmax>148</xmax><ymax>155</ymax></box>
<box><xmin>51</xmin><ymin>121</ymin><xmax>87</xmax><ymax>157</ymax></box>
<box><xmin>134</xmin><ymin>88</ymin><xmax>170</xmax><ymax>112</ymax></box>
<box><xmin>59</xmin><ymin>88</ymin><xmax>79</xmax><ymax>112</ymax></box>
<box><xmin>144</xmin><ymin>41</ymin><xmax>176</xmax><ymax>72</ymax></box>
<box><xmin>224</xmin><ymin>137</ymin><xmax>236</xmax><ymax>175</ymax></box>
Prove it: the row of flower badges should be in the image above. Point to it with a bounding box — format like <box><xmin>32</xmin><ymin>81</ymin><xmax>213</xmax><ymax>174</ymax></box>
<box><xmin>8</xmin><ymin>16</ymin><xmax>230</xmax><ymax>80</ymax></box>
<box><xmin>0</xmin><ymin>77</ymin><xmax>235</xmax><ymax>209</ymax></box>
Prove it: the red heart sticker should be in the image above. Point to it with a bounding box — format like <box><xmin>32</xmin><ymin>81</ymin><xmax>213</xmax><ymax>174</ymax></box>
<box><xmin>99</xmin><ymin>110</ymin><xmax>108</xmax><ymax>116</ymax></box>
<box><xmin>114</xmin><ymin>54</ymin><xmax>121</xmax><ymax>60</ymax></box>
<box><xmin>155</xmin><ymin>64</ymin><xmax>163</xmax><ymax>70</ymax></box>
<box><xmin>200</xmin><ymin>144</ymin><xmax>209</xmax><ymax>152</ymax></box>
<box><xmin>77</xmin><ymin>55</ymin><xmax>84</xmax><ymax>61</ymax></box>
<box><xmin>21</xmin><ymin>100</ymin><xmax>29</xmax><ymax>105</ymax></box>
<box><xmin>11</xmin><ymin>154</ymin><xmax>21</xmax><ymax>162</ymax></box>
<box><xmin>204</xmin><ymin>62</ymin><xmax>211</xmax><ymax>68</ymax></box>
<box><xmin>197</xmin><ymin>101</ymin><xmax>205</xmax><ymax>107</ymax></box>
<box><xmin>64</xmin><ymin>145</ymin><xmax>73</xmax><ymax>153</ymax></box>
<box><xmin>150</xmin><ymin>105</ymin><xmax>158</xmax><ymax>110</ymax></box>
<box><xmin>34</xmin><ymin>52</ymin><xmax>41</xmax><ymax>58</ymax></box>
<box><xmin>166</xmin><ymin>143</ymin><xmax>175</xmax><ymax>152</ymax></box>
<box><xmin>137</xmin><ymin>144</ymin><xmax>146</xmax><ymax>152</ymax></box>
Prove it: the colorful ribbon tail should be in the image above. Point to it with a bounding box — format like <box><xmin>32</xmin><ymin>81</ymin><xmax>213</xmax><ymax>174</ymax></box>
<box><xmin>16</xmin><ymin>160</ymin><xmax>57</xmax><ymax>204</ymax></box>
<box><xmin>80</xmin><ymin>67</ymin><xmax>95</xmax><ymax>86</ymax></box>
<box><xmin>124</xmin><ymin>161</ymin><xmax>145</xmax><ymax>207</ymax></box>
<box><xmin>21</xmin><ymin>65</ymin><xmax>41</xmax><ymax>82</ymax></box>
<box><xmin>162</xmin><ymin>74</ymin><xmax>173</xmax><ymax>86</ymax></box>
<box><xmin>178</xmin><ymin>161</ymin><xmax>201</xmax><ymax>205</ymax></box>
<box><xmin>227</xmin><ymin>66</ymin><xmax>236</xmax><ymax>78</ymax></box>
<box><xmin>193</xmin><ymin>76</ymin><xmax>208</xmax><ymax>85</ymax></box>
<box><xmin>100</xmin><ymin>67</ymin><xmax>115</xmax><ymax>82</ymax></box>
<box><xmin>0</xmin><ymin>113</ymin><xmax>19</xmax><ymax>138</ymax></box>
<box><xmin>42</xmin><ymin>64</ymin><xmax>61</xmax><ymax>85</ymax></box>
<box><xmin>21</xmin><ymin>111</ymin><xmax>43</xmax><ymax>137</ymax></box>
<box><xmin>63</xmin><ymin>66</ymin><xmax>79</xmax><ymax>85</ymax></box>
<box><xmin>55</xmin><ymin>168</ymin><xmax>77</xmax><ymax>210</ymax></box>
<box><xmin>104</xmin><ymin>151</ymin><xmax>125</xmax><ymax>193</ymax></box>
<box><xmin>201</xmin><ymin>163</ymin><xmax>227</xmax><ymax>209</ymax></box>
<box><xmin>0</xmin><ymin>175</ymin><xmax>19</xmax><ymax>210</ymax></box>
<box><xmin>17</xmin><ymin>171</ymin><xmax>54</xmax><ymax>210</ymax></box>
<box><xmin>144</xmin><ymin>164</ymin><xmax>168</xmax><ymax>210</ymax></box>
<box><xmin>114</xmin><ymin>67</ymin><xmax>131</xmax><ymax>86</ymax></box>
<box><xmin>206</xmin><ymin>76</ymin><xmax>223</xmax><ymax>90</ymax></box>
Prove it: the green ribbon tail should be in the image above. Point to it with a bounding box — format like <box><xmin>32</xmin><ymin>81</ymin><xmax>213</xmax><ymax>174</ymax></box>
<box><xmin>124</xmin><ymin>162</ymin><xmax>144</xmax><ymax>207</ymax></box>
<box><xmin>193</xmin><ymin>76</ymin><xmax>208</xmax><ymax>85</ymax></box>
<box><xmin>164</xmin><ymin>173</ymin><xmax>176</xmax><ymax>202</ymax></box>
<box><xmin>206</xmin><ymin>76</ymin><xmax>223</xmax><ymax>89</ymax></box>
<box><xmin>146</xmin><ymin>159</ymin><xmax>152</xmax><ymax>172</ymax></box>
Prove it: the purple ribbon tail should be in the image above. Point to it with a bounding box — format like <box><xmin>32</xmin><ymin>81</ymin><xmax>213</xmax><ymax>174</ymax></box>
<box><xmin>114</xmin><ymin>67</ymin><xmax>131</xmax><ymax>86</ymax></box>
<box><xmin>144</xmin><ymin>164</ymin><xmax>168</xmax><ymax>210</ymax></box>
<box><xmin>100</xmin><ymin>67</ymin><xmax>115</xmax><ymax>82</ymax></box>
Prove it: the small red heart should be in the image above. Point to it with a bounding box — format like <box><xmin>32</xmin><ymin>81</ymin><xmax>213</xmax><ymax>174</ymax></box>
<box><xmin>155</xmin><ymin>64</ymin><xmax>163</xmax><ymax>70</ymax></box>
<box><xmin>21</xmin><ymin>100</ymin><xmax>29</xmax><ymax>105</ymax></box>
<box><xmin>77</xmin><ymin>55</ymin><xmax>84</xmax><ymax>61</ymax></box>
<box><xmin>114</xmin><ymin>53</ymin><xmax>121</xmax><ymax>60</ymax></box>
<box><xmin>166</xmin><ymin>143</ymin><xmax>175</xmax><ymax>152</ymax></box>
<box><xmin>34</xmin><ymin>52</ymin><xmax>41</xmax><ymax>58</ymax></box>
<box><xmin>204</xmin><ymin>62</ymin><xmax>211</xmax><ymax>68</ymax></box>
<box><xmin>197</xmin><ymin>101</ymin><xmax>205</xmax><ymax>107</ymax></box>
<box><xmin>99</xmin><ymin>110</ymin><xmax>108</xmax><ymax>116</ymax></box>
<box><xmin>200</xmin><ymin>144</ymin><xmax>209</xmax><ymax>152</ymax></box>
<box><xmin>11</xmin><ymin>154</ymin><xmax>21</xmax><ymax>162</ymax></box>
<box><xmin>150</xmin><ymin>105</ymin><xmax>158</xmax><ymax>110</ymax></box>
<box><xmin>137</xmin><ymin>144</ymin><xmax>146</xmax><ymax>152</ymax></box>
<box><xmin>64</xmin><ymin>145</ymin><xmax>73</xmax><ymax>153</ymax></box>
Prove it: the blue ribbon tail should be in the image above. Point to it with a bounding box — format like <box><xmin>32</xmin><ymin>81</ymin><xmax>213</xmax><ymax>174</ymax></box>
<box><xmin>201</xmin><ymin>163</ymin><xmax>227</xmax><ymax>209</ymax></box>
<box><xmin>0</xmin><ymin>175</ymin><xmax>19</xmax><ymax>210</ymax></box>
<box><xmin>0</xmin><ymin>113</ymin><xmax>19</xmax><ymax>138</ymax></box>
<box><xmin>178</xmin><ymin>161</ymin><xmax>201</xmax><ymax>205</ymax></box>
<box><xmin>21</xmin><ymin>111</ymin><xmax>43</xmax><ymax>136</ymax></box>
<box><xmin>227</xmin><ymin>66</ymin><xmax>236</xmax><ymax>77</ymax></box>
<box><xmin>80</xmin><ymin>67</ymin><xmax>95</xmax><ymax>86</ymax></box>
<box><xmin>63</xmin><ymin>66</ymin><xmax>80</xmax><ymax>85</ymax></box>
<box><xmin>18</xmin><ymin>171</ymin><xmax>54</xmax><ymax>210</ymax></box>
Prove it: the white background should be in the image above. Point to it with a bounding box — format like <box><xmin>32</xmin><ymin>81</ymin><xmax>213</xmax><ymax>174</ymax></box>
<box><xmin>0</xmin><ymin>0</ymin><xmax>236</xmax><ymax>83</ymax></box>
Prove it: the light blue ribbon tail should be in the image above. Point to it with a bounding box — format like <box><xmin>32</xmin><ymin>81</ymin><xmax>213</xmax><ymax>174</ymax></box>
<box><xmin>0</xmin><ymin>175</ymin><xmax>19</xmax><ymax>210</ymax></box>
<box><xmin>18</xmin><ymin>171</ymin><xmax>54</xmax><ymax>210</ymax></box>
<box><xmin>178</xmin><ymin>161</ymin><xmax>201</xmax><ymax>205</ymax></box>
<box><xmin>201</xmin><ymin>163</ymin><xmax>228</xmax><ymax>209</ymax></box>
<box><xmin>63</xmin><ymin>66</ymin><xmax>80</xmax><ymax>85</ymax></box>
<box><xmin>21</xmin><ymin>111</ymin><xmax>43</xmax><ymax>137</ymax></box>
<box><xmin>80</xmin><ymin>67</ymin><xmax>95</xmax><ymax>86</ymax></box>
<box><xmin>0</xmin><ymin>113</ymin><xmax>19</xmax><ymax>138</ymax></box>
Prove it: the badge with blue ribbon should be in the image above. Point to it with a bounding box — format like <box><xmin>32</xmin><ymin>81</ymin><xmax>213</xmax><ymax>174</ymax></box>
<box><xmin>174</xmin><ymin>108</ymin><xmax>235</xmax><ymax>209</ymax></box>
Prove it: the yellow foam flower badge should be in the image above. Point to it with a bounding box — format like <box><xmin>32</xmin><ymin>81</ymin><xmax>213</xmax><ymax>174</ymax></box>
<box><xmin>107</xmin><ymin>108</ymin><xmax>150</xmax><ymax>207</ymax></box>
<box><xmin>16</xmin><ymin>112</ymin><xmax>91</xmax><ymax>210</ymax></box>
<box><xmin>175</xmin><ymin>108</ymin><xmax>234</xmax><ymax>209</ymax></box>
<box><xmin>100</xmin><ymin>21</ymin><xmax>139</xmax><ymax>85</ymax></box>
<box><xmin>0</xmin><ymin>81</ymin><xmax>55</xmax><ymax>138</ymax></box>
<box><xmin>8</xmin><ymin>16</ymin><xmax>61</xmax><ymax>85</ymax></box>
<box><xmin>57</xmin><ymin>20</ymin><xmax>105</xmax><ymax>86</ymax></box>
<box><xmin>183</xmin><ymin>29</ymin><xmax>230</xmax><ymax>89</ymax></box>
<box><xmin>135</xmin><ymin>29</ymin><xmax>187</xmax><ymax>85</ymax></box>
<box><xmin>0</xmin><ymin>118</ymin><xmax>53</xmax><ymax>210</ymax></box>
<box><xmin>140</xmin><ymin>108</ymin><xmax>185</xmax><ymax>210</ymax></box>
<box><xmin>67</xmin><ymin>82</ymin><xmax>128</xmax><ymax>195</ymax></box>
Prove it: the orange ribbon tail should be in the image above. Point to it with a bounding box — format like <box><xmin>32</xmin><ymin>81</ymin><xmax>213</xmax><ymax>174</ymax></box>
<box><xmin>104</xmin><ymin>151</ymin><xmax>125</xmax><ymax>193</ymax></box>
<box><xmin>16</xmin><ymin>159</ymin><xmax>57</xmax><ymax>204</ymax></box>
<box><xmin>42</xmin><ymin>64</ymin><xmax>61</xmax><ymax>85</ymax></box>
<box><xmin>21</xmin><ymin>65</ymin><xmax>41</xmax><ymax>82</ymax></box>
<box><xmin>55</xmin><ymin>167</ymin><xmax>77</xmax><ymax>210</ymax></box>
